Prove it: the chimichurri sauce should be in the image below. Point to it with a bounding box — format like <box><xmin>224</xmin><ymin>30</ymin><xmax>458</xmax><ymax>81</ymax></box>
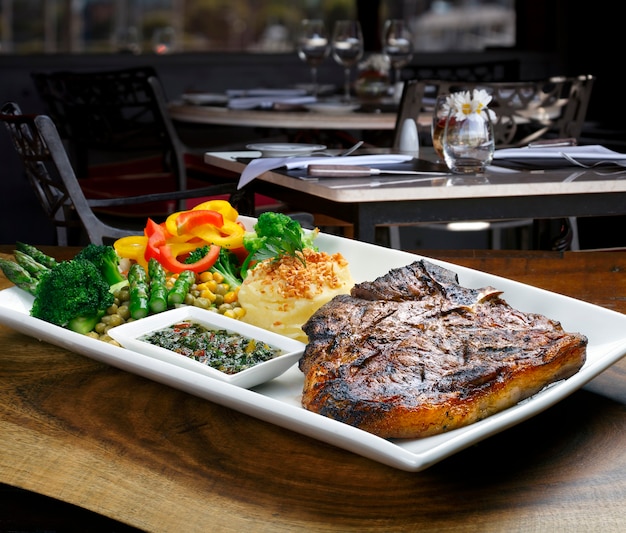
<box><xmin>141</xmin><ymin>320</ymin><xmax>282</xmax><ymax>374</ymax></box>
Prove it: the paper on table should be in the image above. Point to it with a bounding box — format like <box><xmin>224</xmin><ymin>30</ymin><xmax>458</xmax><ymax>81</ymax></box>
<box><xmin>227</xmin><ymin>95</ymin><xmax>316</xmax><ymax>110</ymax></box>
<box><xmin>226</xmin><ymin>88</ymin><xmax>309</xmax><ymax>97</ymax></box>
<box><xmin>493</xmin><ymin>145</ymin><xmax>626</xmax><ymax>161</ymax></box>
<box><xmin>237</xmin><ymin>154</ymin><xmax>415</xmax><ymax>189</ymax></box>
<box><xmin>182</xmin><ymin>93</ymin><xmax>229</xmax><ymax>105</ymax></box>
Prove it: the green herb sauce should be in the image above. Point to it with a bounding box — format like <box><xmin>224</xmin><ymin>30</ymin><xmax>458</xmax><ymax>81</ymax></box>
<box><xmin>141</xmin><ymin>320</ymin><xmax>282</xmax><ymax>374</ymax></box>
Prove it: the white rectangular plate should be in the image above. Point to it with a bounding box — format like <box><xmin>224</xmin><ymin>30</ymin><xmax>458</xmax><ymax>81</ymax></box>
<box><xmin>1</xmin><ymin>231</ymin><xmax>626</xmax><ymax>471</ymax></box>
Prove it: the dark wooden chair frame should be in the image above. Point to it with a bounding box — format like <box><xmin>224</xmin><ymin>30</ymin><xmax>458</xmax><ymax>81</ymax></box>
<box><xmin>0</xmin><ymin>102</ymin><xmax>238</xmax><ymax>245</ymax></box>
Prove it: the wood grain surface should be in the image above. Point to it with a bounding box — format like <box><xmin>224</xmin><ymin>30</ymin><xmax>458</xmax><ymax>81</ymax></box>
<box><xmin>1</xmin><ymin>246</ymin><xmax>626</xmax><ymax>532</ymax></box>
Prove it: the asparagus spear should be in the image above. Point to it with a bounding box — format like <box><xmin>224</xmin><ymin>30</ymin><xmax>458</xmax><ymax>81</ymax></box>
<box><xmin>148</xmin><ymin>258</ymin><xmax>168</xmax><ymax>314</ymax></box>
<box><xmin>128</xmin><ymin>263</ymin><xmax>150</xmax><ymax>320</ymax></box>
<box><xmin>0</xmin><ymin>258</ymin><xmax>39</xmax><ymax>295</ymax></box>
<box><xmin>167</xmin><ymin>270</ymin><xmax>195</xmax><ymax>306</ymax></box>
<box><xmin>15</xmin><ymin>242</ymin><xmax>58</xmax><ymax>269</ymax></box>
<box><xmin>14</xmin><ymin>250</ymin><xmax>50</xmax><ymax>279</ymax></box>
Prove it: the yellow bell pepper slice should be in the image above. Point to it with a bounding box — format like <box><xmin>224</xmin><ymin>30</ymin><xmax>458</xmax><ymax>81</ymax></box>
<box><xmin>113</xmin><ymin>235</ymin><xmax>149</xmax><ymax>270</ymax></box>
<box><xmin>192</xmin><ymin>199</ymin><xmax>239</xmax><ymax>221</ymax></box>
<box><xmin>189</xmin><ymin>219</ymin><xmax>244</xmax><ymax>249</ymax></box>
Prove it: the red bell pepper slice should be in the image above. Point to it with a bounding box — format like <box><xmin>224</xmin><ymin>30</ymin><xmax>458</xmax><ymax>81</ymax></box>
<box><xmin>144</xmin><ymin>218</ymin><xmax>168</xmax><ymax>262</ymax></box>
<box><xmin>175</xmin><ymin>209</ymin><xmax>224</xmax><ymax>236</ymax></box>
<box><xmin>158</xmin><ymin>243</ymin><xmax>220</xmax><ymax>274</ymax></box>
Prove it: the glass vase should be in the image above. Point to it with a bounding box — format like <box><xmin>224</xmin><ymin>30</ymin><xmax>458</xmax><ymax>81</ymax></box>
<box><xmin>442</xmin><ymin>110</ymin><xmax>495</xmax><ymax>174</ymax></box>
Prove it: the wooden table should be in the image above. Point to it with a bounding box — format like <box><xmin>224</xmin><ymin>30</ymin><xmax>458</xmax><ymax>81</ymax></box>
<box><xmin>205</xmin><ymin>150</ymin><xmax>626</xmax><ymax>244</ymax></box>
<box><xmin>1</xmin><ymin>245</ymin><xmax>626</xmax><ymax>531</ymax></box>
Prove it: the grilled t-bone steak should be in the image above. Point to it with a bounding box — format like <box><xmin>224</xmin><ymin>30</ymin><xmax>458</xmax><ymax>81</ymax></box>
<box><xmin>299</xmin><ymin>260</ymin><xmax>587</xmax><ymax>439</ymax></box>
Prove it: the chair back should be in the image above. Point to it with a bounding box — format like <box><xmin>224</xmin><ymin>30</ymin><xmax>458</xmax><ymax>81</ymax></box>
<box><xmin>405</xmin><ymin>59</ymin><xmax>520</xmax><ymax>83</ymax></box>
<box><xmin>0</xmin><ymin>102</ymin><xmax>142</xmax><ymax>245</ymax></box>
<box><xmin>31</xmin><ymin>66</ymin><xmax>188</xmax><ymax>193</ymax></box>
<box><xmin>393</xmin><ymin>74</ymin><xmax>595</xmax><ymax>149</ymax></box>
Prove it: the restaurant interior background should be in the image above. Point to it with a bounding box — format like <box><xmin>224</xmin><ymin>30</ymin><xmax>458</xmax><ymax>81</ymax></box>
<box><xmin>0</xmin><ymin>0</ymin><xmax>623</xmax><ymax>249</ymax></box>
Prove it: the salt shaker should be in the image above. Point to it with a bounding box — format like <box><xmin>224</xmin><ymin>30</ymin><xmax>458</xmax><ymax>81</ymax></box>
<box><xmin>398</xmin><ymin>118</ymin><xmax>419</xmax><ymax>156</ymax></box>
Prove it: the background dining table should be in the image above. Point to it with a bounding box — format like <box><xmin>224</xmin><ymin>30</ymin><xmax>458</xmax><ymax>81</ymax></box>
<box><xmin>168</xmin><ymin>101</ymin><xmax>406</xmax><ymax>131</ymax></box>
<box><xmin>204</xmin><ymin>149</ymin><xmax>626</xmax><ymax>246</ymax></box>
<box><xmin>1</xmin><ymin>245</ymin><xmax>626</xmax><ymax>532</ymax></box>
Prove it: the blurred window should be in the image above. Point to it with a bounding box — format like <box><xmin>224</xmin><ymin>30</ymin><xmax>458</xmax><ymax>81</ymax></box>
<box><xmin>0</xmin><ymin>0</ymin><xmax>515</xmax><ymax>55</ymax></box>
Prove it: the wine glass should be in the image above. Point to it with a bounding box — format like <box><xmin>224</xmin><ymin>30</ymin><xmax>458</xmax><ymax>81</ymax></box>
<box><xmin>297</xmin><ymin>19</ymin><xmax>330</xmax><ymax>96</ymax></box>
<box><xmin>115</xmin><ymin>26</ymin><xmax>141</xmax><ymax>54</ymax></box>
<box><xmin>152</xmin><ymin>27</ymin><xmax>176</xmax><ymax>54</ymax></box>
<box><xmin>381</xmin><ymin>19</ymin><xmax>414</xmax><ymax>86</ymax></box>
<box><xmin>331</xmin><ymin>20</ymin><xmax>364</xmax><ymax>102</ymax></box>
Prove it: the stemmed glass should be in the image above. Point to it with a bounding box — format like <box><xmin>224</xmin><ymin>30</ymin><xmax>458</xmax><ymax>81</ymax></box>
<box><xmin>381</xmin><ymin>19</ymin><xmax>414</xmax><ymax>85</ymax></box>
<box><xmin>152</xmin><ymin>27</ymin><xmax>176</xmax><ymax>54</ymax></box>
<box><xmin>297</xmin><ymin>19</ymin><xmax>330</xmax><ymax>96</ymax></box>
<box><xmin>331</xmin><ymin>20</ymin><xmax>364</xmax><ymax>102</ymax></box>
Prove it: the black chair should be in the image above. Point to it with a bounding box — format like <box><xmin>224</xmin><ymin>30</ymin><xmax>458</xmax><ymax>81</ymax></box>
<box><xmin>0</xmin><ymin>102</ymin><xmax>238</xmax><ymax>245</ymax></box>
<box><xmin>393</xmin><ymin>74</ymin><xmax>596</xmax><ymax>150</ymax></box>
<box><xmin>30</xmin><ymin>66</ymin><xmax>245</xmax><ymax>215</ymax></box>
<box><xmin>404</xmin><ymin>58</ymin><xmax>521</xmax><ymax>84</ymax></box>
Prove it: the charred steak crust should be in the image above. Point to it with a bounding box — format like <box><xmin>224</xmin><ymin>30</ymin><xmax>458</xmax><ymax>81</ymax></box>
<box><xmin>299</xmin><ymin>260</ymin><xmax>587</xmax><ymax>439</ymax></box>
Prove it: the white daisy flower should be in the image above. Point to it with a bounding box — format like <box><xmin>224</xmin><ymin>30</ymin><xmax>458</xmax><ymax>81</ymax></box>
<box><xmin>447</xmin><ymin>89</ymin><xmax>496</xmax><ymax>123</ymax></box>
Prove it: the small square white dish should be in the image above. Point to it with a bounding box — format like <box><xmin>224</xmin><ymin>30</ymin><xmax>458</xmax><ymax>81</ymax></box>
<box><xmin>108</xmin><ymin>306</ymin><xmax>305</xmax><ymax>389</ymax></box>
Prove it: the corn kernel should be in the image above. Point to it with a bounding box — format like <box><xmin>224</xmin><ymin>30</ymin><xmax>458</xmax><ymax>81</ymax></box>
<box><xmin>195</xmin><ymin>282</ymin><xmax>209</xmax><ymax>292</ymax></box>
<box><xmin>232</xmin><ymin>307</ymin><xmax>246</xmax><ymax>319</ymax></box>
<box><xmin>223</xmin><ymin>309</ymin><xmax>237</xmax><ymax>319</ymax></box>
<box><xmin>198</xmin><ymin>271</ymin><xmax>213</xmax><ymax>283</ymax></box>
<box><xmin>212</xmin><ymin>271</ymin><xmax>224</xmax><ymax>284</ymax></box>
<box><xmin>200</xmin><ymin>289</ymin><xmax>217</xmax><ymax>302</ymax></box>
<box><xmin>223</xmin><ymin>291</ymin><xmax>238</xmax><ymax>304</ymax></box>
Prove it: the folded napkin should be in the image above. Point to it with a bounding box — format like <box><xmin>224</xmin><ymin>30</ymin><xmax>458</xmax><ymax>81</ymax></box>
<box><xmin>237</xmin><ymin>154</ymin><xmax>415</xmax><ymax>189</ymax></box>
<box><xmin>493</xmin><ymin>145</ymin><xmax>626</xmax><ymax>161</ymax></box>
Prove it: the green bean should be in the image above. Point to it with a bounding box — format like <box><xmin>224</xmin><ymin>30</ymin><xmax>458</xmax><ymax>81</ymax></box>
<box><xmin>15</xmin><ymin>242</ymin><xmax>58</xmax><ymax>269</ymax></box>
<box><xmin>148</xmin><ymin>258</ymin><xmax>168</xmax><ymax>314</ymax></box>
<box><xmin>128</xmin><ymin>263</ymin><xmax>150</xmax><ymax>319</ymax></box>
<box><xmin>167</xmin><ymin>270</ymin><xmax>196</xmax><ymax>306</ymax></box>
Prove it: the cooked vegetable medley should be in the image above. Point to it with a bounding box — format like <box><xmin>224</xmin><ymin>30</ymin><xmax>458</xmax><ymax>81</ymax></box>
<box><xmin>0</xmin><ymin>203</ymin><xmax>321</xmax><ymax>344</ymax></box>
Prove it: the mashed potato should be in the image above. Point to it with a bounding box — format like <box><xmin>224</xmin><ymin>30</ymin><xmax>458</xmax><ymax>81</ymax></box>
<box><xmin>238</xmin><ymin>249</ymin><xmax>354</xmax><ymax>342</ymax></box>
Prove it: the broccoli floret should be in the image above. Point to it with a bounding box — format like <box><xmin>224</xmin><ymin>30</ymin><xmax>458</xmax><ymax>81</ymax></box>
<box><xmin>240</xmin><ymin>212</ymin><xmax>318</xmax><ymax>276</ymax></box>
<box><xmin>210</xmin><ymin>248</ymin><xmax>242</xmax><ymax>289</ymax></box>
<box><xmin>184</xmin><ymin>246</ymin><xmax>242</xmax><ymax>288</ymax></box>
<box><xmin>74</xmin><ymin>243</ymin><xmax>126</xmax><ymax>286</ymax></box>
<box><xmin>30</xmin><ymin>259</ymin><xmax>115</xmax><ymax>334</ymax></box>
<box><xmin>185</xmin><ymin>246</ymin><xmax>210</xmax><ymax>265</ymax></box>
